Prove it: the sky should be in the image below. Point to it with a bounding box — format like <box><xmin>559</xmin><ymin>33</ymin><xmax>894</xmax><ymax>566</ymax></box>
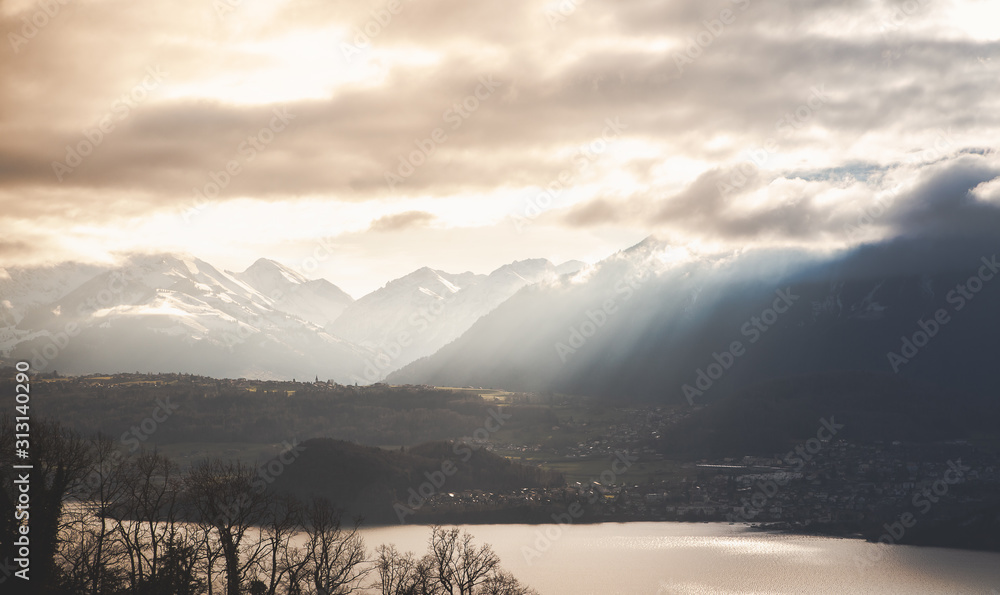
<box><xmin>1</xmin><ymin>0</ymin><xmax>998</xmax><ymax>297</ymax></box>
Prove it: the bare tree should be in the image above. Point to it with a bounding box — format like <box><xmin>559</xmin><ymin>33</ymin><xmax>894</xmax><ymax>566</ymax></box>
<box><xmin>2</xmin><ymin>418</ymin><xmax>539</xmax><ymax>595</ymax></box>
<box><xmin>376</xmin><ymin>529</ymin><xmax>534</xmax><ymax>595</ymax></box>
<box><xmin>186</xmin><ymin>459</ymin><xmax>272</xmax><ymax>595</ymax></box>
<box><xmin>253</xmin><ymin>493</ymin><xmax>305</xmax><ymax>595</ymax></box>
<box><xmin>411</xmin><ymin>554</ymin><xmax>444</xmax><ymax>595</ymax></box>
<box><xmin>79</xmin><ymin>434</ymin><xmax>131</xmax><ymax>594</ymax></box>
<box><xmin>136</xmin><ymin>538</ymin><xmax>205</xmax><ymax>595</ymax></box>
<box><xmin>116</xmin><ymin>450</ymin><xmax>204</xmax><ymax>594</ymax></box>
<box><xmin>301</xmin><ymin>498</ymin><xmax>369</xmax><ymax>594</ymax></box>
<box><xmin>278</xmin><ymin>531</ymin><xmax>311</xmax><ymax>595</ymax></box>
<box><xmin>479</xmin><ymin>571</ymin><xmax>538</xmax><ymax>595</ymax></box>
<box><xmin>374</xmin><ymin>544</ymin><xmax>418</xmax><ymax>595</ymax></box>
<box><xmin>427</xmin><ymin>527</ymin><xmax>500</xmax><ymax>595</ymax></box>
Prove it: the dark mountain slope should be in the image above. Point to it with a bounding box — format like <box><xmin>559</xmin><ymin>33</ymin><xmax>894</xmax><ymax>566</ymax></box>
<box><xmin>389</xmin><ymin>235</ymin><xmax>1000</xmax><ymax>404</ymax></box>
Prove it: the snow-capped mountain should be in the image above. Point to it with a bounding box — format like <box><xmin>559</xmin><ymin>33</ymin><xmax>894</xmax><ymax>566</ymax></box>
<box><xmin>1</xmin><ymin>254</ymin><xmax>368</xmax><ymax>381</ymax></box>
<box><xmin>231</xmin><ymin>258</ymin><xmax>354</xmax><ymax>329</ymax></box>
<box><xmin>329</xmin><ymin>259</ymin><xmax>568</xmax><ymax>379</ymax></box>
<box><xmin>0</xmin><ymin>253</ymin><xmax>582</xmax><ymax>382</ymax></box>
<box><xmin>330</xmin><ymin>266</ymin><xmax>484</xmax><ymax>348</ymax></box>
<box><xmin>0</xmin><ymin>261</ymin><xmax>106</xmax><ymax>327</ymax></box>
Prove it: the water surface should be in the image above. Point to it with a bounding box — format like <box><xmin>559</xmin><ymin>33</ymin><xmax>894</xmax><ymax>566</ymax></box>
<box><xmin>360</xmin><ymin>522</ymin><xmax>1000</xmax><ymax>594</ymax></box>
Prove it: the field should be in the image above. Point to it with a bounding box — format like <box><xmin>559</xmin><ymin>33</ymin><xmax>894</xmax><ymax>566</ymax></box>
<box><xmin>431</xmin><ymin>386</ymin><xmax>519</xmax><ymax>402</ymax></box>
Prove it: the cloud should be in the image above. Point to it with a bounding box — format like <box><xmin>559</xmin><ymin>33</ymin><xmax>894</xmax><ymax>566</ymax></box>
<box><xmin>886</xmin><ymin>154</ymin><xmax>1000</xmax><ymax>239</ymax></box>
<box><xmin>563</xmin><ymin>198</ymin><xmax>627</xmax><ymax>227</ymax></box>
<box><xmin>971</xmin><ymin>176</ymin><xmax>1000</xmax><ymax>205</ymax></box>
<box><xmin>557</xmin><ymin>150</ymin><xmax>1000</xmax><ymax>248</ymax></box>
<box><xmin>0</xmin><ymin>0</ymin><xmax>998</xmax><ymax>283</ymax></box>
<box><xmin>368</xmin><ymin>210</ymin><xmax>435</xmax><ymax>232</ymax></box>
<box><xmin>0</xmin><ymin>240</ymin><xmax>31</xmax><ymax>258</ymax></box>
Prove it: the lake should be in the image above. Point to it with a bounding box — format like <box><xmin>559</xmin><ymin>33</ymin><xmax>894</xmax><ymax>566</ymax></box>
<box><xmin>359</xmin><ymin>522</ymin><xmax>1000</xmax><ymax>594</ymax></box>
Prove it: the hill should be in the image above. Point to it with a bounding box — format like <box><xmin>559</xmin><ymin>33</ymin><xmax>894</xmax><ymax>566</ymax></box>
<box><xmin>267</xmin><ymin>438</ymin><xmax>564</xmax><ymax>524</ymax></box>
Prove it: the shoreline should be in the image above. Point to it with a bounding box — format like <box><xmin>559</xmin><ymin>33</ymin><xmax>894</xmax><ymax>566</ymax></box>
<box><xmin>362</xmin><ymin>515</ymin><xmax>1000</xmax><ymax>554</ymax></box>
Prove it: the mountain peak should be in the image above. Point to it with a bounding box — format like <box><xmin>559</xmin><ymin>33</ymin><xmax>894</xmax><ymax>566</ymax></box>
<box><xmin>625</xmin><ymin>235</ymin><xmax>666</xmax><ymax>254</ymax></box>
<box><xmin>555</xmin><ymin>260</ymin><xmax>587</xmax><ymax>275</ymax></box>
<box><xmin>242</xmin><ymin>258</ymin><xmax>308</xmax><ymax>284</ymax></box>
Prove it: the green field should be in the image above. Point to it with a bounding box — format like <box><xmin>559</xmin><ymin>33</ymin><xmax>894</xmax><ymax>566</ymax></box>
<box><xmin>430</xmin><ymin>386</ymin><xmax>519</xmax><ymax>402</ymax></box>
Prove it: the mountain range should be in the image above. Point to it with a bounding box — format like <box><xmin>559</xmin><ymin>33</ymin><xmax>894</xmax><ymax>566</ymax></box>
<box><xmin>388</xmin><ymin>234</ymin><xmax>999</xmax><ymax>404</ymax></box>
<box><xmin>0</xmin><ymin>254</ymin><xmax>583</xmax><ymax>382</ymax></box>
<box><xmin>2</xmin><ymin>234</ymin><xmax>997</xmax><ymax>404</ymax></box>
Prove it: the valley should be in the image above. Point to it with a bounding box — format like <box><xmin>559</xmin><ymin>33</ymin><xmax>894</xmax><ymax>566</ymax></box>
<box><xmin>10</xmin><ymin>370</ymin><xmax>1000</xmax><ymax>549</ymax></box>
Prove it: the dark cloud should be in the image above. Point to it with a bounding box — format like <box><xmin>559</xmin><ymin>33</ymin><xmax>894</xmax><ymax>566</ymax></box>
<box><xmin>649</xmin><ymin>164</ymin><xmax>828</xmax><ymax>241</ymax></box>
<box><xmin>564</xmin><ymin>198</ymin><xmax>624</xmax><ymax>227</ymax></box>
<box><xmin>561</xmin><ymin>152</ymin><xmax>1000</xmax><ymax>244</ymax></box>
<box><xmin>368</xmin><ymin>210</ymin><xmax>435</xmax><ymax>232</ymax></box>
<box><xmin>887</xmin><ymin>156</ymin><xmax>1000</xmax><ymax>239</ymax></box>
<box><xmin>0</xmin><ymin>240</ymin><xmax>31</xmax><ymax>258</ymax></box>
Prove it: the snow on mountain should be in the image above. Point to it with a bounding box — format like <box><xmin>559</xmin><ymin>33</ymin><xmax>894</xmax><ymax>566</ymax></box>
<box><xmin>237</xmin><ymin>257</ymin><xmax>309</xmax><ymax>287</ymax></box>
<box><xmin>0</xmin><ymin>261</ymin><xmax>110</xmax><ymax>355</ymax></box>
<box><xmin>329</xmin><ymin>259</ymin><xmax>561</xmax><ymax>380</ymax></box>
<box><xmin>1</xmin><ymin>254</ymin><xmax>370</xmax><ymax>381</ymax></box>
<box><xmin>0</xmin><ymin>261</ymin><xmax>106</xmax><ymax>326</ymax></box>
<box><xmin>231</xmin><ymin>258</ymin><xmax>354</xmax><ymax>329</ymax></box>
<box><xmin>330</xmin><ymin>267</ymin><xmax>483</xmax><ymax>345</ymax></box>
<box><xmin>1</xmin><ymin>252</ymin><xmax>583</xmax><ymax>382</ymax></box>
